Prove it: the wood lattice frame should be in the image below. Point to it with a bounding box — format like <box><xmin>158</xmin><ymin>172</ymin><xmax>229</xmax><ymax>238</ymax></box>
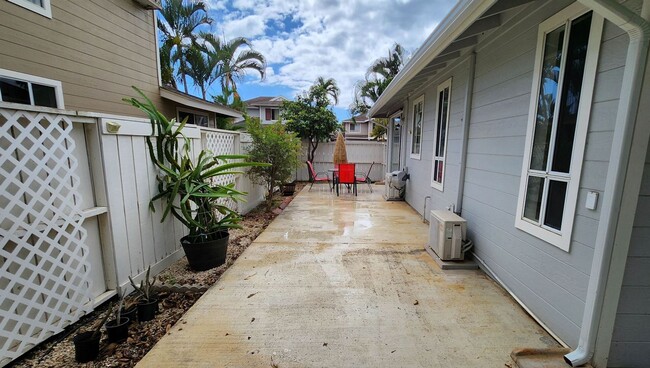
<box><xmin>0</xmin><ymin>109</ymin><xmax>92</xmax><ymax>366</ymax></box>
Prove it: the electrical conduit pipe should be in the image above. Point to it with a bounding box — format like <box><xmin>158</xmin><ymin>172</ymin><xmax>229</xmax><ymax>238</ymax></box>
<box><xmin>565</xmin><ymin>1</ymin><xmax>650</xmax><ymax>366</ymax></box>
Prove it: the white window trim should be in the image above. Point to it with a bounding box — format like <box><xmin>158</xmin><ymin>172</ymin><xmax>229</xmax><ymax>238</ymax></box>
<box><xmin>515</xmin><ymin>3</ymin><xmax>604</xmax><ymax>252</ymax></box>
<box><xmin>264</xmin><ymin>107</ymin><xmax>280</xmax><ymax>122</ymax></box>
<box><xmin>0</xmin><ymin>68</ymin><xmax>64</xmax><ymax>108</ymax></box>
<box><xmin>431</xmin><ymin>78</ymin><xmax>452</xmax><ymax>191</ymax></box>
<box><xmin>409</xmin><ymin>95</ymin><xmax>424</xmax><ymax>160</ymax></box>
<box><xmin>7</xmin><ymin>0</ymin><xmax>52</xmax><ymax>18</ymax></box>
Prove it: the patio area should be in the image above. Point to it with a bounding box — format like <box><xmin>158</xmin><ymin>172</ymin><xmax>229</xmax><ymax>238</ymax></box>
<box><xmin>136</xmin><ymin>186</ymin><xmax>558</xmax><ymax>367</ymax></box>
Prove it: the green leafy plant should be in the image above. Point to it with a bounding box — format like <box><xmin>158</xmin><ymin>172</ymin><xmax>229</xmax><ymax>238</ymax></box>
<box><xmin>123</xmin><ymin>87</ymin><xmax>269</xmax><ymax>242</ymax></box>
<box><xmin>128</xmin><ymin>266</ymin><xmax>157</xmax><ymax>303</ymax></box>
<box><xmin>245</xmin><ymin>118</ymin><xmax>301</xmax><ymax>207</ymax></box>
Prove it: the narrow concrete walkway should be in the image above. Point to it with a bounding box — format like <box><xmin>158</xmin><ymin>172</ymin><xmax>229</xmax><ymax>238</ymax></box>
<box><xmin>137</xmin><ymin>186</ymin><xmax>557</xmax><ymax>368</ymax></box>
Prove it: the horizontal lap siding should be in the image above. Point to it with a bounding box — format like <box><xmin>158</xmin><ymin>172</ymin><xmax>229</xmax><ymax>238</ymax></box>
<box><xmin>0</xmin><ymin>0</ymin><xmax>163</xmax><ymax>117</ymax></box>
<box><xmin>609</xmin><ymin>138</ymin><xmax>650</xmax><ymax>366</ymax></box>
<box><xmin>461</xmin><ymin>2</ymin><xmax>626</xmax><ymax>346</ymax></box>
<box><xmin>404</xmin><ymin>59</ymin><xmax>469</xmax><ymax>219</ymax></box>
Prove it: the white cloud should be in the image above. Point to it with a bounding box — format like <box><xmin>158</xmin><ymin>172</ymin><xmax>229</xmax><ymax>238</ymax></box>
<box><xmin>208</xmin><ymin>0</ymin><xmax>457</xmax><ymax>109</ymax></box>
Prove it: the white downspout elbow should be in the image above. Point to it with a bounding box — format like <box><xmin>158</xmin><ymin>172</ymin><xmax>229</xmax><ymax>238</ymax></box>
<box><xmin>565</xmin><ymin>1</ymin><xmax>650</xmax><ymax>366</ymax></box>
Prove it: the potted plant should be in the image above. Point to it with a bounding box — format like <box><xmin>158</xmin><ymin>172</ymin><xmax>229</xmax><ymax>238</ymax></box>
<box><xmin>282</xmin><ymin>180</ymin><xmax>297</xmax><ymax>196</ymax></box>
<box><xmin>105</xmin><ymin>299</ymin><xmax>129</xmax><ymax>343</ymax></box>
<box><xmin>125</xmin><ymin>88</ymin><xmax>268</xmax><ymax>271</ymax></box>
<box><xmin>128</xmin><ymin>266</ymin><xmax>158</xmax><ymax>322</ymax></box>
<box><xmin>120</xmin><ymin>294</ymin><xmax>138</xmax><ymax>325</ymax></box>
<box><xmin>72</xmin><ymin>302</ymin><xmax>112</xmax><ymax>362</ymax></box>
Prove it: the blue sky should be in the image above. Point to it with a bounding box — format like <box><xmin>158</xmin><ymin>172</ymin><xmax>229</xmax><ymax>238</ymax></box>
<box><xmin>175</xmin><ymin>0</ymin><xmax>457</xmax><ymax>122</ymax></box>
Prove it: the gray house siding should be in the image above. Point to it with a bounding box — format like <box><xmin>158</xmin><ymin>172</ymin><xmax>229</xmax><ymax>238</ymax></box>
<box><xmin>608</xmin><ymin>143</ymin><xmax>650</xmax><ymax>367</ymax></box>
<box><xmin>403</xmin><ymin>59</ymin><xmax>470</xmax><ymax>219</ymax></box>
<box><xmin>0</xmin><ymin>0</ymin><xmax>164</xmax><ymax>117</ymax></box>
<box><xmin>398</xmin><ymin>0</ymin><xmax>631</xmax><ymax>347</ymax></box>
<box><xmin>465</xmin><ymin>10</ymin><xmax>626</xmax><ymax>347</ymax></box>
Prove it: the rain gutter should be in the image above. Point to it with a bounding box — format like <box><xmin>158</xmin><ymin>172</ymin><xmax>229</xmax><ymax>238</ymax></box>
<box><xmin>565</xmin><ymin>0</ymin><xmax>650</xmax><ymax>366</ymax></box>
<box><xmin>368</xmin><ymin>0</ymin><xmax>497</xmax><ymax>118</ymax></box>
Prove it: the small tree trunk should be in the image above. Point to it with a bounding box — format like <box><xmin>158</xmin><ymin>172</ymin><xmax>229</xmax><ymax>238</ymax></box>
<box><xmin>309</xmin><ymin>140</ymin><xmax>319</xmax><ymax>163</ymax></box>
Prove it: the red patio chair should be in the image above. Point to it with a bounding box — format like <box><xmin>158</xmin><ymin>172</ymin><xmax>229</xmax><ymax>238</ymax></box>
<box><xmin>336</xmin><ymin>163</ymin><xmax>357</xmax><ymax>196</ymax></box>
<box><xmin>306</xmin><ymin>160</ymin><xmax>330</xmax><ymax>191</ymax></box>
<box><xmin>356</xmin><ymin>162</ymin><xmax>376</xmax><ymax>193</ymax></box>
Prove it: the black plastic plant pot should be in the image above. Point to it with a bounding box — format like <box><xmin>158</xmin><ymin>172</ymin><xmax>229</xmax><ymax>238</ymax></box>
<box><xmin>181</xmin><ymin>231</ymin><xmax>229</xmax><ymax>271</ymax></box>
<box><xmin>282</xmin><ymin>182</ymin><xmax>296</xmax><ymax>196</ymax></box>
<box><xmin>105</xmin><ymin>317</ymin><xmax>130</xmax><ymax>343</ymax></box>
<box><xmin>73</xmin><ymin>331</ymin><xmax>100</xmax><ymax>363</ymax></box>
<box><xmin>137</xmin><ymin>299</ymin><xmax>159</xmax><ymax>322</ymax></box>
<box><xmin>120</xmin><ymin>307</ymin><xmax>137</xmax><ymax>325</ymax></box>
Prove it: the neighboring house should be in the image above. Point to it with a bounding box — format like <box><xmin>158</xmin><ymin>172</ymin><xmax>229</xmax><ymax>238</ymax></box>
<box><xmin>369</xmin><ymin>0</ymin><xmax>650</xmax><ymax>367</ymax></box>
<box><xmin>342</xmin><ymin>114</ymin><xmax>380</xmax><ymax>140</ymax></box>
<box><xmin>0</xmin><ymin>0</ymin><xmax>241</xmax><ymax>127</ymax></box>
<box><xmin>244</xmin><ymin>96</ymin><xmax>287</xmax><ymax>124</ymax></box>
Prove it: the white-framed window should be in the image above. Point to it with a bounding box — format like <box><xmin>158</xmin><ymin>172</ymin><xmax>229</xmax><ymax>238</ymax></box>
<box><xmin>431</xmin><ymin>78</ymin><xmax>452</xmax><ymax>190</ymax></box>
<box><xmin>515</xmin><ymin>3</ymin><xmax>603</xmax><ymax>251</ymax></box>
<box><xmin>265</xmin><ymin>108</ymin><xmax>279</xmax><ymax>121</ymax></box>
<box><xmin>6</xmin><ymin>0</ymin><xmax>52</xmax><ymax>18</ymax></box>
<box><xmin>349</xmin><ymin>123</ymin><xmax>359</xmax><ymax>132</ymax></box>
<box><xmin>178</xmin><ymin>109</ymin><xmax>209</xmax><ymax>127</ymax></box>
<box><xmin>410</xmin><ymin>95</ymin><xmax>424</xmax><ymax>159</ymax></box>
<box><xmin>0</xmin><ymin>68</ymin><xmax>64</xmax><ymax>108</ymax></box>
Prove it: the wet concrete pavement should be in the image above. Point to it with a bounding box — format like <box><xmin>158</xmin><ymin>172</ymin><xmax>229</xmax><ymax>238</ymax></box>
<box><xmin>137</xmin><ymin>186</ymin><xmax>557</xmax><ymax>367</ymax></box>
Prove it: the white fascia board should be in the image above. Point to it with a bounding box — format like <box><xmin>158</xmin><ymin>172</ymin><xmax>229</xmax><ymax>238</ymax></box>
<box><xmin>368</xmin><ymin>0</ymin><xmax>498</xmax><ymax>117</ymax></box>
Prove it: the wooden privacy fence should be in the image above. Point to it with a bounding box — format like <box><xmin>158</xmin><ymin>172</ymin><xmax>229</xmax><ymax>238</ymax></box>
<box><xmin>0</xmin><ymin>106</ymin><xmax>264</xmax><ymax>366</ymax></box>
<box><xmin>296</xmin><ymin>140</ymin><xmax>387</xmax><ymax>182</ymax></box>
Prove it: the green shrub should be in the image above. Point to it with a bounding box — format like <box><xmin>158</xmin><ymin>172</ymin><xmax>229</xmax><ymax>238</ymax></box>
<box><xmin>246</xmin><ymin>118</ymin><xmax>301</xmax><ymax>207</ymax></box>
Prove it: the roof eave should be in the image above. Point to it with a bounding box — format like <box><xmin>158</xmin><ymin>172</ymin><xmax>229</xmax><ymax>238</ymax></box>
<box><xmin>160</xmin><ymin>88</ymin><xmax>242</xmax><ymax>119</ymax></box>
<box><xmin>368</xmin><ymin>0</ymin><xmax>498</xmax><ymax>118</ymax></box>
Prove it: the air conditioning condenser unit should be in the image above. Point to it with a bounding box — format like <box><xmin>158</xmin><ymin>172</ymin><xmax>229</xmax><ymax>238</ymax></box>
<box><xmin>427</xmin><ymin>210</ymin><xmax>467</xmax><ymax>261</ymax></box>
<box><xmin>384</xmin><ymin>170</ymin><xmax>406</xmax><ymax>201</ymax></box>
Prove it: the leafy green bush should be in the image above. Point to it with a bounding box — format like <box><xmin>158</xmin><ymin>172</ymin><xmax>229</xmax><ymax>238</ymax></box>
<box><xmin>245</xmin><ymin>118</ymin><xmax>301</xmax><ymax>207</ymax></box>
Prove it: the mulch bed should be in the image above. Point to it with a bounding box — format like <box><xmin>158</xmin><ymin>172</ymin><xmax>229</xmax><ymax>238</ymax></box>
<box><xmin>9</xmin><ymin>183</ymin><xmax>305</xmax><ymax>368</ymax></box>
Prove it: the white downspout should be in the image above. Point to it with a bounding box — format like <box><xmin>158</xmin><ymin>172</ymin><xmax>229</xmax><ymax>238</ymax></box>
<box><xmin>456</xmin><ymin>52</ymin><xmax>476</xmax><ymax>215</ymax></box>
<box><xmin>565</xmin><ymin>1</ymin><xmax>650</xmax><ymax>366</ymax></box>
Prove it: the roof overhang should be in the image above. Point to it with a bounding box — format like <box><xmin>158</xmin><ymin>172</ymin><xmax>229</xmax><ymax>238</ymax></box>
<box><xmin>369</xmin><ymin>0</ymin><xmax>536</xmax><ymax>117</ymax></box>
<box><xmin>160</xmin><ymin>87</ymin><xmax>242</xmax><ymax>119</ymax></box>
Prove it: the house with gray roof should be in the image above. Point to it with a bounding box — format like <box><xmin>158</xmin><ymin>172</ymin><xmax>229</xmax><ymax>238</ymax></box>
<box><xmin>369</xmin><ymin>0</ymin><xmax>650</xmax><ymax>366</ymax></box>
<box><xmin>244</xmin><ymin>96</ymin><xmax>288</xmax><ymax>124</ymax></box>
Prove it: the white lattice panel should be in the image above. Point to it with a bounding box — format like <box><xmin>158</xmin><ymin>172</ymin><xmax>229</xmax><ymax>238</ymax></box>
<box><xmin>204</xmin><ymin>131</ymin><xmax>237</xmax><ymax>187</ymax></box>
<box><xmin>203</xmin><ymin>131</ymin><xmax>238</xmax><ymax>213</ymax></box>
<box><xmin>0</xmin><ymin>109</ymin><xmax>91</xmax><ymax>366</ymax></box>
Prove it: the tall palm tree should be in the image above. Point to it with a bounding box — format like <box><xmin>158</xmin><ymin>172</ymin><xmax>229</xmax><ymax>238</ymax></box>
<box><xmin>367</xmin><ymin>43</ymin><xmax>404</xmax><ymax>81</ymax></box>
<box><xmin>157</xmin><ymin>0</ymin><xmax>212</xmax><ymax>94</ymax></box>
<box><xmin>310</xmin><ymin>77</ymin><xmax>340</xmax><ymax>107</ymax></box>
<box><xmin>351</xmin><ymin>43</ymin><xmax>405</xmax><ymax>114</ymax></box>
<box><xmin>159</xmin><ymin>42</ymin><xmax>176</xmax><ymax>89</ymax></box>
<box><xmin>185</xmin><ymin>33</ymin><xmax>223</xmax><ymax>99</ymax></box>
<box><xmin>217</xmin><ymin>37</ymin><xmax>266</xmax><ymax>100</ymax></box>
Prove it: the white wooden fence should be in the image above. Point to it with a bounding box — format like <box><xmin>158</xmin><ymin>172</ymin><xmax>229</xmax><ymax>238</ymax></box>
<box><xmin>295</xmin><ymin>140</ymin><xmax>386</xmax><ymax>182</ymax></box>
<box><xmin>0</xmin><ymin>106</ymin><xmax>264</xmax><ymax>366</ymax></box>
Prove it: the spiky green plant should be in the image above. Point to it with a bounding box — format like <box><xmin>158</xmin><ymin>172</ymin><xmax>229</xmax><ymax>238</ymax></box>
<box><xmin>123</xmin><ymin>87</ymin><xmax>269</xmax><ymax>242</ymax></box>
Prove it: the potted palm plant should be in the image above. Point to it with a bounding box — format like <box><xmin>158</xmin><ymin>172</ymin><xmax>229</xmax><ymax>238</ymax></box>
<box><xmin>124</xmin><ymin>88</ymin><xmax>268</xmax><ymax>271</ymax></box>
